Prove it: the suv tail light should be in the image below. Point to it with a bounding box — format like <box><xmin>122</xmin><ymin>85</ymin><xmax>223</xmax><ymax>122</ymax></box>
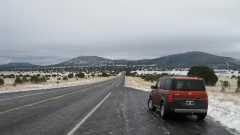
<box><xmin>167</xmin><ymin>94</ymin><xmax>174</xmax><ymax>103</ymax></box>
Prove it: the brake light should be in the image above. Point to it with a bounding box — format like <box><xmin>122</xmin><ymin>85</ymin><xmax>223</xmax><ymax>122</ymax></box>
<box><xmin>167</xmin><ymin>94</ymin><xmax>174</xmax><ymax>103</ymax></box>
<box><xmin>205</xmin><ymin>94</ymin><xmax>208</xmax><ymax>100</ymax></box>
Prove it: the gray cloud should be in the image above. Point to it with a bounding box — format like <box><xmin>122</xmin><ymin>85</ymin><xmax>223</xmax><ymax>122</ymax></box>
<box><xmin>1</xmin><ymin>0</ymin><xmax>240</xmax><ymax>64</ymax></box>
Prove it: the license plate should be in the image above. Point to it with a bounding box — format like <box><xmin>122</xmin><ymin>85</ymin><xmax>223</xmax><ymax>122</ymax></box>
<box><xmin>185</xmin><ymin>100</ymin><xmax>195</xmax><ymax>106</ymax></box>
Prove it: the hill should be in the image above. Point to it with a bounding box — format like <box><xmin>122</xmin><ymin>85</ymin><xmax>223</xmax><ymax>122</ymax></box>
<box><xmin>134</xmin><ymin>51</ymin><xmax>240</xmax><ymax>68</ymax></box>
<box><xmin>1</xmin><ymin>52</ymin><xmax>239</xmax><ymax>70</ymax></box>
<box><xmin>0</xmin><ymin>62</ymin><xmax>38</xmax><ymax>70</ymax></box>
<box><xmin>56</xmin><ymin>56</ymin><xmax>114</xmax><ymax>66</ymax></box>
<box><xmin>56</xmin><ymin>51</ymin><xmax>240</xmax><ymax>69</ymax></box>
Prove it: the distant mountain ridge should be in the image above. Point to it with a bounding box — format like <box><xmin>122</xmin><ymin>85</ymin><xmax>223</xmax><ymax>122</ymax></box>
<box><xmin>0</xmin><ymin>62</ymin><xmax>38</xmax><ymax>69</ymax></box>
<box><xmin>132</xmin><ymin>51</ymin><xmax>239</xmax><ymax>68</ymax></box>
<box><xmin>1</xmin><ymin>51</ymin><xmax>240</xmax><ymax>69</ymax></box>
<box><xmin>56</xmin><ymin>56</ymin><xmax>114</xmax><ymax>66</ymax></box>
<box><xmin>56</xmin><ymin>51</ymin><xmax>240</xmax><ymax>69</ymax></box>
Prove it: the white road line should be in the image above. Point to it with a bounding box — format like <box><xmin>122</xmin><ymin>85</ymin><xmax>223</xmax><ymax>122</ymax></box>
<box><xmin>67</xmin><ymin>92</ymin><xmax>112</xmax><ymax>135</ymax></box>
<box><xmin>0</xmin><ymin>81</ymin><xmax>114</xmax><ymax>115</ymax></box>
<box><xmin>0</xmin><ymin>89</ymin><xmax>83</xmax><ymax>115</ymax></box>
<box><xmin>0</xmin><ymin>91</ymin><xmax>56</xmax><ymax>102</ymax></box>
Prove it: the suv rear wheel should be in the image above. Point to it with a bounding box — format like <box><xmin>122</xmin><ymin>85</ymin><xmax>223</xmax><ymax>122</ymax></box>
<box><xmin>148</xmin><ymin>98</ymin><xmax>156</xmax><ymax>111</ymax></box>
<box><xmin>197</xmin><ymin>113</ymin><xmax>207</xmax><ymax>121</ymax></box>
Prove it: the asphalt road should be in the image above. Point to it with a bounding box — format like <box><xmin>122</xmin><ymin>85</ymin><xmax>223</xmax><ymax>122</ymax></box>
<box><xmin>0</xmin><ymin>75</ymin><xmax>236</xmax><ymax>135</ymax></box>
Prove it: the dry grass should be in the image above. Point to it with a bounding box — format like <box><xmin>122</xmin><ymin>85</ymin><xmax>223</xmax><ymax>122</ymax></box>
<box><xmin>0</xmin><ymin>77</ymin><xmax>113</xmax><ymax>93</ymax></box>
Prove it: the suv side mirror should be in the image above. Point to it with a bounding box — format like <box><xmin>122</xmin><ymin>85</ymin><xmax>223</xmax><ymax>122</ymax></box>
<box><xmin>151</xmin><ymin>85</ymin><xmax>157</xmax><ymax>89</ymax></box>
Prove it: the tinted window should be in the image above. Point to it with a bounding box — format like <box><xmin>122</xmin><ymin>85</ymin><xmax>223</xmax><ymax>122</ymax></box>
<box><xmin>165</xmin><ymin>79</ymin><xmax>172</xmax><ymax>90</ymax></box>
<box><xmin>173</xmin><ymin>79</ymin><xmax>205</xmax><ymax>91</ymax></box>
<box><xmin>160</xmin><ymin>79</ymin><xmax>165</xmax><ymax>89</ymax></box>
<box><xmin>156</xmin><ymin>80</ymin><xmax>161</xmax><ymax>88</ymax></box>
<box><xmin>158</xmin><ymin>79</ymin><xmax>172</xmax><ymax>90</ymax></box>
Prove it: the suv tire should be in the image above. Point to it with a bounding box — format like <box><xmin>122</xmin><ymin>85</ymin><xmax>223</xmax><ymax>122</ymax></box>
<box><xmin>197</xmin><ymin>113</ymin><xmax>207</xmax><ymax>121</ymax></box>
<box><xmin>160</xmin><ymin>103</ymin><xmax>169</xmax><ymax>120</ymax></box>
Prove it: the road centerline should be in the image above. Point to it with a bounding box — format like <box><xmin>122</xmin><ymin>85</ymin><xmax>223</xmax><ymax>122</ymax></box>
<box><xmin>0</xmin><ymin>79</ymin><xmax>113</xmax><ymax>102</ymax></box>
<box><xmin>0</xmin><ymin>91</ymin><xmax>60</xmax><ymax>102</ymax></box>
<box><xmin>0</xmin><ymin>80</ymin><xmax>114</xmax><ymax>115</ymax></box>
<box><xmin>67</xmin><ymin>92</ymin><xmax>112</xmax><ymax>135</ymax></box>
<box><xmin>0</xmin><ymin>92</ymin><xmax>73</xmax><ymax>115</ymax></box>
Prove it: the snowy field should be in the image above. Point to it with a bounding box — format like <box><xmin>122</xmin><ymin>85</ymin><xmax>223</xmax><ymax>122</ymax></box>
<box><xmin>207</xmin><ymin>89</ymin><xmax>240</xmax><ymax>134</ymax></box>
<box><xmin>0</xmin><ymin>71</ymin><xmax>113</xmax><ymax>93</ymax></box>
<box><xmin>0</xmin><ymin>77</ymin><xmax>111</xmax><ymax>94</ymax></box>
<box><xmin>125</xmin><ymin>77</ymin><xmax>240</xmax><ymax>134</ymax></box>
<box><xmin>132</xmin><ymin>69</ymin><xmax>239</xmax><ymax>78</ymax></box>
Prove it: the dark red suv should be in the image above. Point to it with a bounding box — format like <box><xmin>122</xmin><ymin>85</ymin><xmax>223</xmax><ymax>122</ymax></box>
<box><xmin>148</xmin><ymin>76</ymin><xmax>208</xmax><ymax>120</ymax></box>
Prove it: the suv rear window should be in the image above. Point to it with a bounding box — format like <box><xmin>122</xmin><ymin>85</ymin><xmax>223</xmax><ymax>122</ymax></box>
<box><xmin>173</xmin><ymin>79</ymin><xmax>206</xmax><ymax>91</ymax></box>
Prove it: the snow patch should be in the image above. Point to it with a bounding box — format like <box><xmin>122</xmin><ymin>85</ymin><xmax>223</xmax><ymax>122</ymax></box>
<box><xmin>208</xmin><ymin>91</ymin><xmax>240</xmax><ymax>134</ymax></box>
<box><xmin>124</xmin><ymin>77</ymin><xmax>151</xmax><ymax>92</ymax></box>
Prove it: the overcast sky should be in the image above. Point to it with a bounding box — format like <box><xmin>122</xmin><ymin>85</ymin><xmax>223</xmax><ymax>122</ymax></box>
<box><xmin>1</xmin><ymin>0</ymin><xmax>240</xmax><ymax>65</ymax></box>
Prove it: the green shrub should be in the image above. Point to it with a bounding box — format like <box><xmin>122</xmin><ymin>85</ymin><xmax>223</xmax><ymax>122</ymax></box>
<box><xmin>45</xmin><ymin>75</ymin><xmax>51</xmax><ymax>78</ymax></box>
<box><xmin>75</xmin><ymin>72</ymin><xmax>85</xmax><ymax>78</ymax></box>
<box><xmin>15</xmin><ymin>77</ymin><xmax>23</xmax><ymax>85</ymax></box>
<box><xmin>91</xmin><ymin>73</ymin><xmax>95</xmax><ymax>77</ymax></box>
<box><xmin>24</xmin><ymin>74</ymin><xmax>31</xmax><ymax>78</ymax></box>
<box><xmin>30</xmin><ymin>75</ymin><xmax>39</xmax><ymax>83</ymax></box>
<box><xmin>237</xmin><ymin>77</ymin><xmax>240</xmax><ymax>92</ymax></box>
<box><xmin>4</xmin><ymin>74</ymin><xmax>15</xmax><ymax>78</ymax></box>
<box><xmin>188</xmin><ymin>66</ymin><xmax>218</xmax><ymax>86</ymax></box>
<box><xmin>0</xmin><ymin>78</ymin><xmax>4</xmax><ymax>86</ymax></box>
<box><xmin>231</xmin><ymin>75</ymin><xmax>237</xmax><ymax>79</ymax></box>
<box><xmin>237</xmin><ymin>77</ymin><xmax>240</xmax><ymax>88</ymax></box>
<box><xmin>52</xmin><ymin>74</ymin><xmax>57</xmax><ymax>78</ymax></box>
<box><xmin>39</xmin><ymin>76</ymin><xmax>47</xmax><ymax>82</ymax></box>
<box><xmin>63</xmin><ymin>76</ymin><xmax>68</xmax><ymax>80</ymax></box>
<box><xmin>22</xmin><ymin>76</ymin><xmax>29</xmax><ymax>82</ymax></box>
<box><xmin>220</xmin><ymin>80</ymin><xmax>230</xmax><ymax>92</ymax></box>
<box><xmin>100</xmin><ymin>72</ymin><xmax>110</xmax><ymax>77</ymax></box>
<box><xmin>140</xmin><ymin>73</ymin><xmax>169</xmax><ymax>82</ymax></box>
<box><xmin>30</xmin><ymin>75</ymin><xmax>47</xmax><ymax>84</ymax></box>
<box><xmin>68</xmin><ymin>73</ymin><xmax>74</xmax><ymax>79</ymax></box>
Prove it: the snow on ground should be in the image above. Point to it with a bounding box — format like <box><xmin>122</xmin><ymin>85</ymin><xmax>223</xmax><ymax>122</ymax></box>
<box><xmin>207</xmin><ymin>89</ymin><xmax>240</xmax><ymax>134</ymax></box>
<box><xmin>132</xmin><ymin>70</ymin><xmax>189</xmax><ymax>76</ymax></box>
<box><xmin>125</xmin><ymin>77</ymin><xmax>152</xmax><ymax>92</ymax></box>
<box><xmin>0</xmin><ymin>77</ymin><xmax>112</xmax><ymax>94</ymax></box>
<box><xmin>131</xmin><ymin>69</ymin><xmax>239</xmax><ymax>77</ymax></box>
<box><xmin>125</xmin><ymin>77</ymin><xmax>240</xmax><ymax>134</ymax></box>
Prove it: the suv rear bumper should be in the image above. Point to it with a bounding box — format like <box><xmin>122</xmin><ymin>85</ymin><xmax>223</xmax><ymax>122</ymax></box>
<box><xmin>174</xmin><ymin>109</ymin><xmax>207</xmax><ymax>113</ymax></box>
